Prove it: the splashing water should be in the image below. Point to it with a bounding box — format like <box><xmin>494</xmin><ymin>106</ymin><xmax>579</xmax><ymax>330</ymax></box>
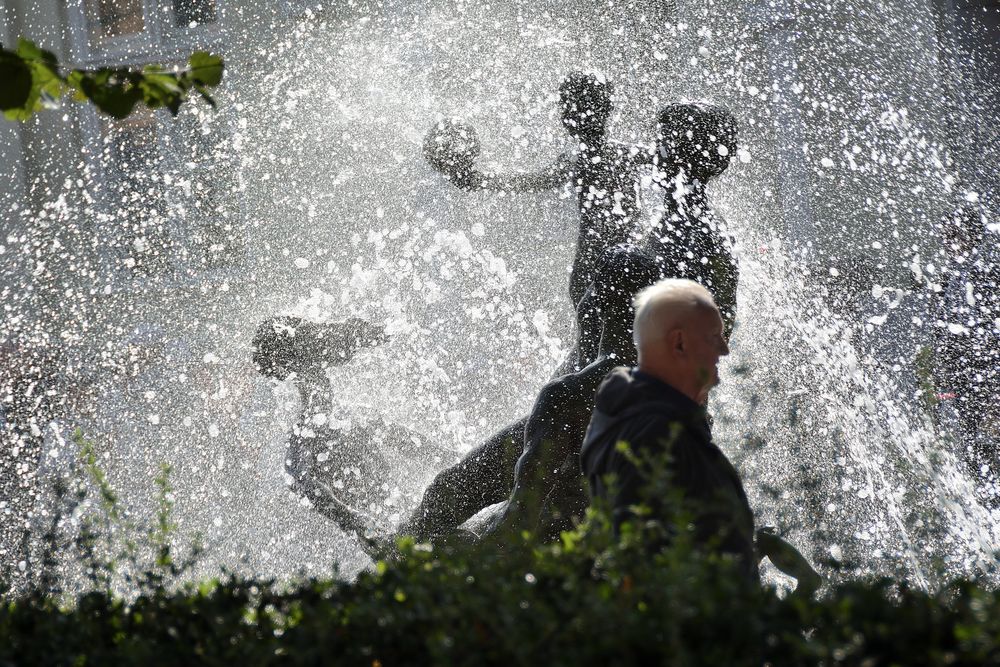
<box><xmin>1</xmin><ymin>0</ymin><xmax>998</xmax><ymax>590</ymax></box>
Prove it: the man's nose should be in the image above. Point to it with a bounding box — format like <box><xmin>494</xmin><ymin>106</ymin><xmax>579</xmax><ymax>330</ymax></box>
<box><xmin>720</xmin><ymin>337</ymin><xmax>730</xmax><ymax>356</ymax></box>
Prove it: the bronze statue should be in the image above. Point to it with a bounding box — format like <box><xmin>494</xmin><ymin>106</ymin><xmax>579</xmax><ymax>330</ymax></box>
<box><xmin>645</xmin><ymin>102</ymin><xmax>740</xmax><ymax>335</ymax></box>
<box><xmin>425</xmin><ymin>72</ymin><xmax>652</xmax><ymax>308</ymax></box>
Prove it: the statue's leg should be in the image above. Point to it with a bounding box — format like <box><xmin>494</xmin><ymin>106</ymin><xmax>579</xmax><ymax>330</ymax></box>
<box><xmin>285</xmin><ymin>428</ymin><xmax>395</xmax><ymax>539</ymax></box>
<box><xmin>400</xmin><ymin>416</ymin><xmax>528</xmax><ymax>540</ymax></box>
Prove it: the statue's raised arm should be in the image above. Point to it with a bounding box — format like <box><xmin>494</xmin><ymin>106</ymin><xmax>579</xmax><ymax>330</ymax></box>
<box><xmin>478</xmin><ymin>152</ymin><xmax>573</xmax><ymax>193</ymax></box>
<box><xmin>424</xmin><ymin>72</ymin><xmax>650</xmax><ymax>307</ymax></box>
<box><xmin>423</xmin><ymin>118</ymin><xmax>571</xmax><ymax>193</ymax></box>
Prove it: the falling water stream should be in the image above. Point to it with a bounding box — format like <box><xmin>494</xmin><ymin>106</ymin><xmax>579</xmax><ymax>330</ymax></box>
<box><xmin>2</xmin><ymin>0</ymin><xmax>998</xmax><ymax>591</ymax></box>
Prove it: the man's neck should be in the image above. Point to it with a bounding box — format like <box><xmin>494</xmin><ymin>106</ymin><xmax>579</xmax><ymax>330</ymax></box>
<box><xmin>635</xmin><ymin>363</ymin><xmax>703</xmax><ymax>405</ymax></box>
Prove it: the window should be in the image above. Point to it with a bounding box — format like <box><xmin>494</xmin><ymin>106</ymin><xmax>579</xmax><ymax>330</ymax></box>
<box><xmin>173</xmin><ymin>0</ymin><xmax>217</xmax><ymax>27</ymax></box>
<box><xmin>87</xmin><ymin>0</ymin><xmax>144</xmax><ymax>40</ymax></box>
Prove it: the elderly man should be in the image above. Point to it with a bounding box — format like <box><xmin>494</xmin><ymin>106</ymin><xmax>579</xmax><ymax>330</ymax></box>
<box><xmin>580</xmin><ymin>278</ymin><xmax>819</xmax><ymax>588</ymax></box>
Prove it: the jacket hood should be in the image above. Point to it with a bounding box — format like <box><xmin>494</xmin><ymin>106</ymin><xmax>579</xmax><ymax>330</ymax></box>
<box><xmin>581</xmin><ymin>367</ymin><xmax>704</xmax><ymax>475</ymax></box>
<box><xmin>591</xmin><ymin>367</ymin><xmax>701</xmax><ymax>418</ymax></box>
<box><xmin>591</xmin><ymin>366</ymin><xmax>638</xmax><ymax>417</ymax></box>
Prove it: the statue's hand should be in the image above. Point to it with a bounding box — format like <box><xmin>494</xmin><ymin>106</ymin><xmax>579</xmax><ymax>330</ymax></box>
<box><xmin>756</xmin><ymin>527</ymin><xmax>822</xmax><ymax>596</ymax></box>
<box><xmin>423</xmin><ymin>118</ymin><xmax>482</xmax><ymax>189</ymax></box>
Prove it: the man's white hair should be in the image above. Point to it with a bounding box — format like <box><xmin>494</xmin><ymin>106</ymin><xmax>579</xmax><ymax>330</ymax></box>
<box><xmin>632</xmin><ymin>278</ymin><xmax>717</xmax><ymax>349</ymax></box>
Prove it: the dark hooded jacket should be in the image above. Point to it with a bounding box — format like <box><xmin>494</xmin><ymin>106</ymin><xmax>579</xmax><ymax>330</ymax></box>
<box><xmin>580</xmin><ymin>367</ymin><xmax>757</xmax><ymax>579</ymax></box>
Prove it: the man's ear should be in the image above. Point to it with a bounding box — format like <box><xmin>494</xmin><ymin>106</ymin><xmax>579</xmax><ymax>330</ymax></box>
<box><xmin>667</xmin><ymin>328</ymin><xmax>685</xmax><ymax>356</ymax></box>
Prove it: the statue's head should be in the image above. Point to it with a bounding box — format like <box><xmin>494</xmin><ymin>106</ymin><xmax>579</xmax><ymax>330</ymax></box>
<box><xmin>252</xmin><ymin>316</ymin><xmax>386</xmax><ymax>380</ymax></box>
<box><xmin>559</xmin><ymin>72</ymin><xmax>613</xmax><ymax>144</ymax></box>
<box><xmin>656</xmin><ymin>103</ymin><xmax>738</xmax><ymax>182</ymax></box>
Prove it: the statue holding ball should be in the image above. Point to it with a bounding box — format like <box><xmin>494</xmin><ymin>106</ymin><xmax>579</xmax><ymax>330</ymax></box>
<box><xmin>424</xmin><ymin>72</ymin><xmax>653</xmax><ymax>310</ymax></box>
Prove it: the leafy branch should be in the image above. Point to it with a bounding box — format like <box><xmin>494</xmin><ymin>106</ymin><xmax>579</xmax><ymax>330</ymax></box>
<box><xmin>0</xmin><ymin>38</ymin><xmax>224</xmax><ymax>121</ymax></box>
<box><xmin>71</xmin><ymin>429</ymin><xmax>202</xmax><ymax>595</ymax></box>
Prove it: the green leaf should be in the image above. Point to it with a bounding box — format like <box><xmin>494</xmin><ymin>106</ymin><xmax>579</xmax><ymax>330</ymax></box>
<box><xmin>15</xmin><ymin>38</ymin><xmax>57</xmax><ymax>69</ymax></box>
<box><xmin>29</xmin><ymin>59</ymin><xmax>64</xmax><ymax>100</ymax></box>
<box><xmin>188</xmin><ymin>52</ymin><xmax>223</xmax><ymax>87</ymax></box>
<box><xmin>138</xmin><ymin>73</ymin><xmax>183</xmax><ymax>111</ymax></box>
<box><xmin>14</xmin><ymin>41</ymin><xmax>38</xmax><ymax>64</ymax></box>
<box><xmin>80</xmin><ymin>74</ymin><xmax>141</xmax><ymax>120</ymax></box>
<box><xmin>142</xmin><ymin>72</ymin><xmax>182</xmax><ymax>94</ymax></box>
<box><xmin>66</xmin><ymin>70</ymin><xmax>90</xmax><ymax>101</ymax></box>
<box><xmin>165</xmin><ymin>95</ymin><xmax>182</xmax><ymax>116</ymax></box>
<box><xmin>0</xmin><ymin>51</ymin><xmax>32</xmax><ymax>111</ymax></box>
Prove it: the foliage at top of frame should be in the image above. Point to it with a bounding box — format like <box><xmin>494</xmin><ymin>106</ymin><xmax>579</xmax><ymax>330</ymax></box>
<box><xmin>0</xmin><ymin>38</ymin><xmax>224</xmax><ymax>121</ymax></box>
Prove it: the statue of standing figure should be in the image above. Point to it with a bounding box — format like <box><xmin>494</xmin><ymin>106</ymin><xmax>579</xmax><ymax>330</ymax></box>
<box><xmin>425</xmin><ymin>85</ymin><xmax>740</xmax><ymax>353</ymax></box>
<box><xmin>645</xmin><ymin>102</ymin><xmax>740</xmax><ymax>336</ymax></box>
<box><xmin>424</xmin><ymin>72</ymin><xmax>652</xmax><ymax>309</ymax></box>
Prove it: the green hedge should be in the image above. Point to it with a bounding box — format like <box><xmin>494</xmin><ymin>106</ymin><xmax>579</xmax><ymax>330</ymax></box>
<box><xmin>4</xmin><ymin>434</ymin><xmax>999</xmax><ymax>665</ymax></box>
<box><xmin>3</xmin><ymin>521</ymin><xmax>1000</xmax><ymax>666</ymax></box>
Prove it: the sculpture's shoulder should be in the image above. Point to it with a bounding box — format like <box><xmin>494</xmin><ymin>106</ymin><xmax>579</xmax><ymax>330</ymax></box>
<box><xmin>603</xmin><ymin>140</ymin><xmax>655</xmax><ymax>169</ymax></box>
<box><xmin>531</xmin><ymin>373</ymin><xmax>580</xmax><ymax>415</ymax></box>
<box><xmin>532</xmin><ymin>360</ymin><xmax>616</xmax><ymax>431</ymax></box>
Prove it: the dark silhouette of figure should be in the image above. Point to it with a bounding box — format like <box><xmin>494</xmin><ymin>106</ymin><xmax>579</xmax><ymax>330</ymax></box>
<box><xmin>397</xmin><ymin>252</ymin><xmax>632</xmax><ymax>542</ymax></box>
<box><xmin>484</xmin><ymin>246</ymin><xmax>663</xmax><ymax>540</ymax></box>
<box><xmin>252</xmin><ymin>316</ymin><xmax>456</xmax><ymax>541</ymax></box>
<box><xmin>554</xmin><ymin>102</ymin><xmax>743</xmax><ymax>374</ymax></box>
<box><xmin>645</xmin><ymin>103</ymin><xmax>740</xmax><ymax>336</ymax></box>
<box><xmin>252</xmin><ymin>302</ymin><xmax>608</xmax><ymax>546</ymax></box>
<box><xmin>425</xmin><ymin>72</ymin><xmax>652</xmax><ymax>307</ymax></box>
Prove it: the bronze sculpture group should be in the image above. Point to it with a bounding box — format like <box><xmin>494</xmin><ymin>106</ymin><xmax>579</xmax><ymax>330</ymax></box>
<box><xmin>252</xmin><ymin>72</ymin><xmax>742</xmax><ymax>549</ymax></box>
